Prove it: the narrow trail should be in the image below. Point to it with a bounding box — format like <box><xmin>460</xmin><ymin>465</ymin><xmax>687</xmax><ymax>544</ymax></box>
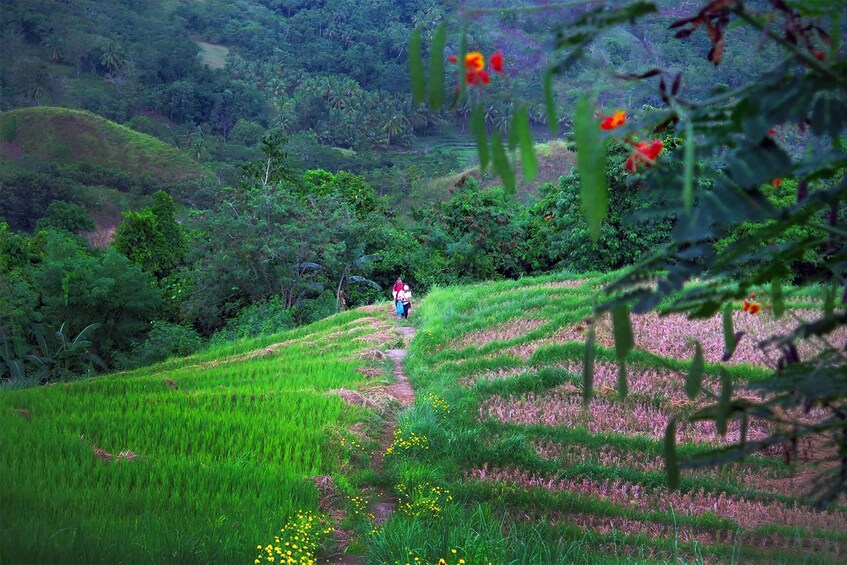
<box><xmin>324</xmin><ymin>325</ymin><xmax>416</xmax><ymax>565</ymax></box>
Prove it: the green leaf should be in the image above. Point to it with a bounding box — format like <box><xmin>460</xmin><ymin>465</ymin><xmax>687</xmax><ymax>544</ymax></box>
<box><xmin>685</xmin><ymin>342</ymin><xmax>704</xmax><ymax>400</ymax></box>
<box><xmin>583</xmin><ymin>327</ymin><xmax>595</xmax><ymax>404</ymax></box>
<box><xmin>508</xmin><ymin>108</ymin><xmax>520</xmax><ymax>151</ymax></box>
<box><xmin>772</xmin><ymin>278</ymin><xmax>784</xmax><ymax>318</ymax></box>
<box><xmin>409</xmin><ymin>29</ymin><xmax>425</xmax><ymax>105</ymax></box>
<box><xmin>517</xmin><ymin>106</ymin><xmax>538</xmax><ymax>182</ymax></box>
<box><xmin>543</xmin><ymin>69</ymin><xmax>558</xmax><ymax>135</ymax></box>
<box><xmin>824</xmin><ymin>286</ymin><xmax>836</xmax><ymax>316</ymax></box>
<box><xmin>683</xmin><ymin>120</ymin><xmax>695</xmax><ymax>212</ymax></box>
<box><xmin>458</xmin><ymin>28</ymin><xmax>467</xmax><ymax>103</ymax></box>
<box><xmin>490</xmin><ymin>130</ymin><xmax>516</xmax><ymax>195</ymax></box>
<box><xmin>722</xmin><ymin>305</ymin><xmax>735</xmax><ymax>358</ymax></box>
<box><xmin>611</xmin><ymin>303</ymin><xmax>634</xmax><ymax>360</ymax></box>
<box><xmin>617</xmin><ymin>362</ymin><xmax>628</xmax><ymax>399</ymax></box>
<box><xmin>574</xmin><ymin>94</ymin><xmax>607</xmax><ymax>242</ymax></box>
<box><xmin>428</xmin><ymin>23</ymin><xmax>447</xmax><ymax>111</ymax></box>
<box><xmin>664</xmin><ymin>419</ymin><xmax>679</xmax><ymax>490</ymax></box>
<box><xmin>471</xmin><ymin>104</ymin><xmax>490</xmax><ymax>171</ymax></box>
<box><xmin>716</xmin><ymin>369</ymin><xmax>732</xmax><ymax>436</ymax></box>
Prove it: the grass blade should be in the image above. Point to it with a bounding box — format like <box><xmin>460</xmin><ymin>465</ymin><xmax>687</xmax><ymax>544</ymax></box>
<box><xmin>491</xmin><ymin>130</ymin><xmax>516</xmax><ymax>195</ymax></box>
<box><xmin>664</xmin><ymin>418</ymin><xmax>679</xmax><ymax>490</ymax></box>
<box><xmin>472</xmin><ymin>104</ymin><xmax>490</xmax><ymax>171</ymax></box>
<box><xmin>685</xmin><ymin>342</ymin><xmax>704</xmax><ymax>400</ymax></box>
<box><xmin>409</xmin><ymin>29</ymin><xmax>425</xmax><ymax>105</ymax></box>
<box><xmin>611</xmin><ymin>303</ymin><xmax>633</xmax><ymax>360</ymax></box>
<box><xmin>517</xmin><ymin>105</ymin><xmax>538</xmax><ymax>182</ymax></box>
<box><xmin>544</xmin><ymin>69</ymin><xmax>558</xmax><ymax>135</ymax></box>
<box><xmin>583</xmin><ymin>326</ymin><xmax>595</xmax><ymax>404</ymax></box>
<box><xmin>722</xmin><ymin>305</ymin><xmax>736</xmax><ymax>360</ymax></box>
<box><xmin>772</xmin><ymin>278</ymin><xmax>784</xmax><ymax>318</ymax></box>
<box><xmin>683</xmin><ymin>119</ymin><xmax>695</xmax><ymax>212</ymax></box>
<box><xmin>617</xmin><ymin>362</ymin><xmax>628</xmax><ymax>399</ymax></box>
<box><xmin>716</xmin><ymin>369</ymin><xmax>732</xmax><ymax>436</ymax></box>
<box><xmin>428</xmin><ymin>23</ymin><xmax>447</xmax><ymax>111</ymax></box>
<box><xmin>574</xmin><ymin>94</ymin><xmax>607</xmax><ymax>242</ymax></box>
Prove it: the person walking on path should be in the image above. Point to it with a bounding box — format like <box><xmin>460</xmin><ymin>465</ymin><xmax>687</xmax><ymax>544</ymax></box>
<box><xmin>398</xmin><ymin>284</ymin><xmax>412</xmax><ymax>320</ymax></box>
<box><xmin>392</xmin><ymin>278</ymin><xmax>404</xmax><ymax>301</ymax></box>
<box><xmin>392</xmin><ymin>278</ymin><xmax>404</xmax><ymax>317</ymax></box>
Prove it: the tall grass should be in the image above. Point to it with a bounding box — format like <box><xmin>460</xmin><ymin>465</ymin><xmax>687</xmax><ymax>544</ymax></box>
<box><xmin>0</xmin><ymin>309</ymin><xmax>383</xmax><ymax>563</ymax></box>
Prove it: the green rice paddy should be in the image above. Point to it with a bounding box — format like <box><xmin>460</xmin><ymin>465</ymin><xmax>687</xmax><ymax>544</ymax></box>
<box><xmin>1</xmin><ymin>309</ymin><xmax>388</xmax><ymax>563</ymax></box>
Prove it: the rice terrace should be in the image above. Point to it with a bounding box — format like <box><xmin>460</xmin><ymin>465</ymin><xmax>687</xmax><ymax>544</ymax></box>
<box><xmin>1</xmin><ymin>0</ymin><xmax>846</xmax><ymax>563</ymax></box>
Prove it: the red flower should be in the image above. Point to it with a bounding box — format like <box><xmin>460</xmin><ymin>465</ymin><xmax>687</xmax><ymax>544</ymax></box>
<box><xmin>466</xmin><ymin>69</ymin><xmax>491</xmax><ymax>86</ymax></box>
<box><xmin>748</xmin><ymin>302</ymin><xmax>761</xmax><ymax>315</ymax></box>
<box><xmin>490</xmin><ymin>50</ymin><xmax>504</xmax><ymax>73</ymax></box>
<box><xmin>625</xmin><ymin>139</ymin><xmax>664</xmax><ymax>172</ymax></box>
<box><xmin>447</xmin><ymin>54</ymin><xmax>458</xmax><ymax>63</ymax></box>
<box><xmin>815</xmin><ymin>51</ymin><xmax>825</xmax><ymax>61</ymax></box>
<box><xmin>768</xmin><ymin>128</ymin><xmax>777</xmax><ymax>136</ymax></box>
<box><xmin>600</xmin><ymin>111</ymin><xmax>627</xmax><ymax>131</ymax></box>
<box><xmin>742</xmin><ymin>299</ymin><xmax>751</xmax><ymax>312</ymax></box>
<box><xmin>773</xmin><ymin>178</ymin><xmax>782</xmax><ymax>187</ymax></box>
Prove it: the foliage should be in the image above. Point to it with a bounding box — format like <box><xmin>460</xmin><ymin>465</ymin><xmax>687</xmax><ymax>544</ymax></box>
<box><xmin>113</xmin><ymin>190</ymin><xmax>186</xmax><ymax>279</ymax></box>
<box><xmin>422</xmin><ymin>0</ymin><xmax>847</xmax><ymax>505</ymax></box>
<box><xmin>34</xmin><ymin>231</ymin><xmax>161</xmax><ymax>364</ymax></box>
<box><xmin>210</xmin><ymin>296</ymin><xmax>295</xmax><ymax>345</ymax></box>
<box><xmin>35</xmin><ymin>200</ymin><xmax>95</xmax><ymax>233</ymax></box>
<box><xmin>25</xmin><ymin>322</ymin><xmax>106</xmax><ymax>382</ymax></box>
<box><xmin>119</xmin><ymin>321</ymin><xmax>203</xmax><ymax>370</ymax></box>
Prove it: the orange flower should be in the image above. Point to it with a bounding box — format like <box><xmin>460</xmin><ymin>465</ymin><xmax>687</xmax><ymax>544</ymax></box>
<box><xmin>600</xmin><ymin>111</ymin><xmax>627</xmax><ymax>130</ymax></box>
<box><xmin>625</xmin><ymin>139</ymin><xmax>663</xmax><ymax>172</ymax></box>
<box><xmin>465</xmin><ymin>52</ymin><xmax>484</xmax><ymax>72</ymax></box>
<box><xmin>447</xmin><ymin>54</ymin><xmax>458</xmax><ymax>63</ymax></box>
<box><xmin>490</xmin><ymin>50</ymin><xmax>504</xmax><ymax>73</ymax></box>
<box><xmin>742</xmin><ymin>299</ymin><xmax>762</xmax><ymax>314</ymax></box>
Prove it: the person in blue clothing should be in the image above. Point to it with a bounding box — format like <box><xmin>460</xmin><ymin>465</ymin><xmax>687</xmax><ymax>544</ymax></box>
<box><xmin>397</xmin><ymin>284</ymin><xmax>412</xmax><ymax>319</ymax></box>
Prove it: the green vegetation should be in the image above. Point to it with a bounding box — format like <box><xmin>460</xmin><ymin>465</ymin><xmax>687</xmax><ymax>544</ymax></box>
<box><xmin>369</xmin><ymin>273</ymin><xmax>845</xmax><ymax>563</ymax></box>
<box><xmin>0</xmin><ymin>108</ymin><xmax>203</xmax><ymax>183</ymax></box>
<box><xmin>0</xmin><ymin>307</ymin><xmax>392</xmax><ymax>563</ymax></box>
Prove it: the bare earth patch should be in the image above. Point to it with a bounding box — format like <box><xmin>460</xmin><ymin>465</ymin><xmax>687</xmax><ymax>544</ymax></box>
<box><xmin>479</xmin><ymin>388</ymin><xmax>770</xmax><ymax>444</ymax></box>
<box><xmin>464</xmin><ymin>466</ymin><xmax>847</xmax><ymax>533</ymax></box>
<box><xmin>457</xmin><ymin>318</ymin><xmax>547</xmax><ymax>347</ymax></box>
<box><xmin>594</xmin><ymin>311</ymin><xmax>847</xmax><ymax>367</ymax></box>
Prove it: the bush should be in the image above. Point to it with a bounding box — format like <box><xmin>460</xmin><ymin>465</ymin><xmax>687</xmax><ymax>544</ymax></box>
<box><xmin>210</xmin><ymin>296</ymin><xmax>296</xmax><ymax>345</ymax></box>
<box><xmin>122</xmin><ymin>321</ymin><xmax>203</xmax><ymax>368</ymax></box>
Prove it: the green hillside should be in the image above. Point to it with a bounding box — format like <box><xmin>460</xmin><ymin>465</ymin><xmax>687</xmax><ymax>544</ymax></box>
<box><xmin>371</xmin><ymin>273</ymin><xmax>846</xmax><ymax>563</ymax></box>
<box><xmin>4</xmin><ymin>274</ymin><xmax>843</xmax><ymax>563</ymax></box>
<box><xmin>0</xmin><ymin>306</ymin><xmax>399</xmax><ymax>563</ymax></box>
<box><xmin>0</xmin><ymin>107</ymin><xmax>204</xmax><ymax>183</ymax></box>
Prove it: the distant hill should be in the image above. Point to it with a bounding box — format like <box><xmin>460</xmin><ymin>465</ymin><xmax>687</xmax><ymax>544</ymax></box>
<box><xmin>0</xmin><ymin>107</ymin><xmax>204</xmax><ymax>184</ymax></box>
<box><xmin>423</xmin><ymin>139</ymin><xmax>576</xmax><ymax>204</ymax></box>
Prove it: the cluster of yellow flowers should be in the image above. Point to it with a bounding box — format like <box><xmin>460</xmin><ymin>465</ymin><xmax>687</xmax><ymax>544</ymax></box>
<box><xmin>422</xmin><ymin>393</ymin><xmax>451</xmax><ymax>416</ymax></box>
<box><xmin>396</xmin><ymin>482</ymin><xmax>453</xmax><ymax>519</ymax></box>
<box><xmin>396</xmin><ymin>548</ymin><xmax>489</xmax><ymax>565</ymax></box>
<box><xmin>384</xmin><ymin>428</ymin><xmax>429</xmax><ymax>456</ymax></box>
<box><xmin>254</xmin><ymin>511</ymin><xmax>332</xmax><ymax>565</ymax></box>
<box><xmin>338</xmin><ymin>436</ymin><xmax>363</xmax><ymax>450</ymax></box>
<box><xmin>348</xmin><ymin>494</ymin><xmax>376</xmax><ymax>526</ymax></box>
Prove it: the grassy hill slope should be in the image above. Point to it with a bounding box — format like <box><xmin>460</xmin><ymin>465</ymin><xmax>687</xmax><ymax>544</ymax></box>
<box><xmin>0</xmin><ymin>107</ymin><xmax>204</xmax><ymax>183</ymax></box>
<box><xmin>422</xmin><ymin>139</ymin><xmax>576</xmax><ymax>204</ymax></box>
<box><xmin>0</xmin><ymin>306</ymin><xmax>398</xmax><ymax>563</ymax></box>
<box><xmin>370</xmin><ymin>273</ymin><xmax>846</xmax><ymax>563</ymax></box>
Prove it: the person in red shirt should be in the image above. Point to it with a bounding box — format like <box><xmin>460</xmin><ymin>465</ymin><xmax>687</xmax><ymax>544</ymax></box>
<box><xmin>392</xmin><ymin>278</ymin><xmax>404</xmax><ymax>301</ymax></box>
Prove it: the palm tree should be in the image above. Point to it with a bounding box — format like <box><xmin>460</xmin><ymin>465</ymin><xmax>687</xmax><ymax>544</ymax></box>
<box><xmin>45</xmin><ymin>35</ymin><xmax>62</xmax><ymax>64</ymax></box>
<box><xmin>99</xmin><ymin>44</ymin><xmax>123</xmax><ymax>72</ymax></box>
